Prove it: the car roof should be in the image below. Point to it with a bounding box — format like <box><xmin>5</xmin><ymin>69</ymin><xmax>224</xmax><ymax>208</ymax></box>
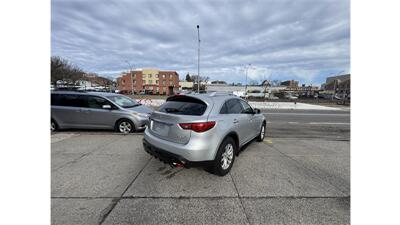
<box><xmin>171</xmin><ymin>93</ymin><xmax>241</xmax><ymax>106</ymax></box>
<box><xmin>51</xmin><ymin>91</ymin><xmax>121</xmax><ymax>98</ymax></box>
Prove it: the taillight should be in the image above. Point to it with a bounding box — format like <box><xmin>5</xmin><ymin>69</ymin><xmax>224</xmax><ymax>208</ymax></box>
<box><xmin>179</xmin><ymin>121</ymin><xmax>216</xmax><ymax>133</ymax></box>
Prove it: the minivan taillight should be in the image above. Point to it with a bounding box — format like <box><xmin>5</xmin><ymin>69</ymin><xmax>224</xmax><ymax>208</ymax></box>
<box><xmin>179</xmin><ymin>121</ymin><xmax>216</xmax><ymax>133</ymax></box>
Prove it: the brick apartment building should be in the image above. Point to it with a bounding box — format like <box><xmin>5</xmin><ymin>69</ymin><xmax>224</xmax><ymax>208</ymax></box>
<box><xmin>117</xmin><ymin>68</ymin><xmax>179</xmax><ymax>95</ymax></box>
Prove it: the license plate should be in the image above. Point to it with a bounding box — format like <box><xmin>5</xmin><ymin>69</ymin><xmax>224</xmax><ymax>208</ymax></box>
<box><xmin>152</xmin><ymin>120</ymin><xmax>169</xmax><ymax>136</ymax></box>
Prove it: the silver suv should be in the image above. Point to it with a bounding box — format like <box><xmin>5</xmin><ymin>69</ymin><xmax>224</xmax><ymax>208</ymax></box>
<box><xmin>51</xmin><ymin>91</ymin><xmax>153</xmax><ymax>133</ymax></box>
<box><xmin>143</xmin><ymin>93</ymin><xmax>266</xmax><ymax>176</ymax></box>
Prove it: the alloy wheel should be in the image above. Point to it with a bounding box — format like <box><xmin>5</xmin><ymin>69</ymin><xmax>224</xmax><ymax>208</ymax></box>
<box><xmin>51</xmin><ymin>121</ymin><xmax>56</xmax><ymax>132</ymax></box>
<box><xmin>261</xmin><ymin>125</ymin><xmax>265</xmax><ymax>139</ymax></box>
<box><xmin>221</xmin><ymin>143</ymin><xmax>234</xmax><ymax>170</ymax></box>
<box><xmin>119</xmin><ymin>121</ymin><xmax>132</xmax><ymax>133</ymax></box>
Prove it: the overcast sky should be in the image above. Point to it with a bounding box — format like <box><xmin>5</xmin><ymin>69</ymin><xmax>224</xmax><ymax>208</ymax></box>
<box><xmin>51</xmin><ymin>0</ymin><xmax>350</xmax><ymax>85</ymax></box>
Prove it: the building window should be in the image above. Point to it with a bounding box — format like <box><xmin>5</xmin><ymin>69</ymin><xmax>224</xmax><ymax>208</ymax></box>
<box><xmin>155</xmin><ymin>74</ymin><xmax>158</xmax><ymax>78</ymax></box>
<box><xmin>156</xmin><ymin>80</ymin><xmax>159</xmax><ymax>84</ymax></box>
<box><xmin>149</xmin><ymin>80</ymin><xmax>153</xmax><ymax>84</ymax></box>
<box><xmin>162</xmin><ymin>74</ymin><xmax>166</xmax><ymax>78</ymax></box>
<box><xmin>143</xmin><ymin>80</ymin><xmax>146</xmax><ymax>84</ymax></box>
<box><xmin>148</xmin><ymin>74</ymin><xmax>152</xmax><ymax>78</ymax></box>
<box><xmin>143</xmin><ymin>74</ymin><xmax>146</xmax><ymax>78</ymax></box>
<box><xmin>133</xmin><ymin>80</ymin><xmax>136</xmax><ymax>85</ymax></box>
<box><xmin>162</xmin><ymin>80</ymin><xmax>166</xmax><ymax>86</ymax></box>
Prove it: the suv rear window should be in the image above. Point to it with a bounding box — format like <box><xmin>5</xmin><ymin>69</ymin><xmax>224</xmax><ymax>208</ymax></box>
<box><xmin>158</xmin><ymin>96</ymin><xmax>207</xmax><ymax>116</ymax></box>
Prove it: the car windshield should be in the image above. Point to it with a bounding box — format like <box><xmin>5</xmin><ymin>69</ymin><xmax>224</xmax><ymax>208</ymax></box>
<box><xmin>107</xmin><ymin>96</ymin><xmax>141</xmax><ymax>108</ymax></box>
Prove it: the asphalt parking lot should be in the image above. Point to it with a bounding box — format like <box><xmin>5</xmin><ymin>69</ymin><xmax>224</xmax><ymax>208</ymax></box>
<box><xmin>51</xmin><ymin>109</ymin><xmax>350</xmax><ymax>225</ymax></box>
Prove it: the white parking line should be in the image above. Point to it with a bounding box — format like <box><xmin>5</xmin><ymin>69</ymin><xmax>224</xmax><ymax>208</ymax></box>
<box><xmin>309</xmin><ymin>122</ymin><xmax>350</xmax><ymax>125</ymax></box>
<box><xmin>288</xmin><ymin>122</ymin><xmax>299</xmax><ymax>124</ymax></box>
<box><xmin>265</xmin><ymin>113</ymin><xmax>349</xmax><ymax>116</ymax></box>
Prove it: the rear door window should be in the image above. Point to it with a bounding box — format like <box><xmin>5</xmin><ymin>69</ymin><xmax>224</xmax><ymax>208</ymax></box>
<box><xmin>220</xmin><ymin>102</ymin><xmax>228</xmax><ymax>114</ymax></box>
<box><xmin>158</xmin><ymin>96</ymin><xmax>207</xmax><ymax>116</ymax></box>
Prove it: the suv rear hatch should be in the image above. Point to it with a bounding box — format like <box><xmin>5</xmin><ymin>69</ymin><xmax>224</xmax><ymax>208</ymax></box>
<box><xmin>149</xmin><ymin>95</ymin><xmax>210</xmax><ymax>144</ymax></box>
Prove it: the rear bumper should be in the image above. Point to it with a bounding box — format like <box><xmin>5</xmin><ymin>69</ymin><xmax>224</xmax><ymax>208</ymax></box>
<box><xmin>143</xmin><ymin>138</ymin><xmax>212</xmax><ymax>168</ymax></box>
<box><xmin>143</xmin><ymin>128</ymin><xmax>218</xmax><ymax>161</ymax></box>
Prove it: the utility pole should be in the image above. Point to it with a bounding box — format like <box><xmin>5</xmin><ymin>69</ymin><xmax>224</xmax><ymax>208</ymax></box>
<box><xmin>124</xmin><ymin>60</ymin><xmax>134</xmax><ymax>95</ymax></box>
<box><xmin>197</xmin><ymin>25</ymin><xmax>200</xmax><ymax>93</ymax></box>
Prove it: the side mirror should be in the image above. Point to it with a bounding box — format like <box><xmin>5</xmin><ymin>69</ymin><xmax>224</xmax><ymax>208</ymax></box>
<box><xmin>102</xmin><ymin>104</ymin><xmax>112</xmax><ymax>109</ymax></box>
<box><xmin>254</xmin><ymin>108</ymin><xmax>261</xmax><ymax>114</ymax></box>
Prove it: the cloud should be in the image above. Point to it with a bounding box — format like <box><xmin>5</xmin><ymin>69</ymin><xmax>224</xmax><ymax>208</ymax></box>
<box><xmin>51</xmin><ymin>0</ymin><xmax>350</xmax><ymax>84</ymax></box>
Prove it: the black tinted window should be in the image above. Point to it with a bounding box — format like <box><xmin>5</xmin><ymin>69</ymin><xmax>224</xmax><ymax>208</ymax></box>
<box><xmin>225</xmin><ymin>99</ymin><xmax>243</xmax><ymax>114</ymax></box>
<box><xmin>220</xmin><ymin>102</ymin><xmax>228</xmax><ymax>114</ymax></box>
<box><xmin>158</xmin><ymin>96</ymin><xmax>207</xmax><ymax>116</ymax></box>
<box><xmin>51</xmin><ymin>94</ymin><xmax>61</xmax><ymax>106</ymax></box>
<box><xmin>53</xmin><ymin>94</ymin><xmax>84</xmax><ymax>107</ymax></box>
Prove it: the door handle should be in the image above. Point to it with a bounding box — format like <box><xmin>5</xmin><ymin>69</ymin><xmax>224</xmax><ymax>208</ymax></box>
<box><xmin>233</xmin><ymin>119</ymin><xmax>239</xmax><ymax>124</ymax></box>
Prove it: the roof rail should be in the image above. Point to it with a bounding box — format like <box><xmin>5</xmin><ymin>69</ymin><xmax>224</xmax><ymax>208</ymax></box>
<box><xmin>208</xmin><ymin>91</ymin><xmax>234</xmax><ymax>97</ymax></box>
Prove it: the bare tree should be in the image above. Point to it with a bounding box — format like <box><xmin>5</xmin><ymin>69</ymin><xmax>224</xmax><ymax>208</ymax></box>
<box><xmin>51</xmin><ymin>56</ymin><xmax>84</xmax><ymax>87</ymax></box>
<box><xmin>96</xmin><ymin>76</ymin><xmax>113</xmax><ymax>91</ymax></box>
<box><xmin>190</xmin><ymin>75</ymin><xmax>209</xmax><ymax>83</ymax></box>
<box><xmin>190</xmin><ymin>75</ymin><xmax>209</xmax><ymax>91</ymax></box>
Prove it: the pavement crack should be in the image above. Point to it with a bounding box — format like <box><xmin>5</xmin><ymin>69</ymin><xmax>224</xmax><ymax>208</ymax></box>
<box><xmin>51</xmin><ymin>196</ymin><xmax>350</xmax><ymax>200</ymax></box>
<box><xmin>230</xmin><ymin>173</ymin><xmax>251</xmax><ymax>225</ymax></box>
<box><xmin>97</xmin><ymin>157</ymin><xmax>152</xmax><ymax>225</ymax></box>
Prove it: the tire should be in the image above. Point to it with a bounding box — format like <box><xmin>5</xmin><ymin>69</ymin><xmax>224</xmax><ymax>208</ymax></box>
<box><xmin>256</xmin><ymin>122</ymin><xmax>266</xmax><ymax>142</ymax></box>
<box><xmin>51</xmin><ymin>119</ymin><xmax>58</xmax><ymax>132</ymax></box>
<box><xmin>116</xmin><ymin>119</ymin><xmax>135</xmax><ymax>133</ymax></box>
<box><xmin>208</xmin><ymin>137</ymin><xmax>236</xmax><ymax>176</ymax></box>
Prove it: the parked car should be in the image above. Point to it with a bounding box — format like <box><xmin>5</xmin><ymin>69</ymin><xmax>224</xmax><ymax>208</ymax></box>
<box><xmin>268</xmin><ymin>95</ymin><xmax>279</xmax><ymax>100</ymax></box>
<box><xmin>51</xmin><ymin>91</ymin><xmax>153</xmax><ymax>133</ymax></box>
<box><xmin>286</xmin><ymin>95</ymin><xmax>298</xmax><ymax>100</ymax></box>
<box><xmin>143</xmin><ymin>93</ymin><xmax>266</xmax><ymax>176</ymax></box>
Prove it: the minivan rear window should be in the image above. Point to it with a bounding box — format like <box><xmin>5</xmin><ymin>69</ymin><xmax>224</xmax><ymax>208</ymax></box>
<box><xmin>51</xmin><ymin>94</ymin><xmax>85</xmax><ymax>107</ymax></box>
<box><xmin>158</xmin><ymin>96</ymin><xmax>207</xmax><ymax>116</ymax></box>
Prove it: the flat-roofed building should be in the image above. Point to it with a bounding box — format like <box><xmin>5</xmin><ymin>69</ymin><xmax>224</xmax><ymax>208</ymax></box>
<box><xmin>117</xmin><ymin>68</ymin><xmax>179</xmax><ymax>95</ymax></box>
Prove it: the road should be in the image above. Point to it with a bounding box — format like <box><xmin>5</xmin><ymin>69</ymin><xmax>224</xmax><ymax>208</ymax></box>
<box><xmin>264</xmin><ymin>109</ymin><xmax>350</xmax><ymax>140</ymax></box>
<box><xmin>51</xmin><ymin>109</ymin><xmax>350</xmax><ymax>225</ymax></box>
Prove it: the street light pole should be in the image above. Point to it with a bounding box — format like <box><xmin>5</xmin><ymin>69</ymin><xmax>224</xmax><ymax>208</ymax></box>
<box><xmin>197</xmin><ymin>25</ymin><xmax>200</xmax><ymax>93</ymax></box>
<box><xmin>124</xmin><ymin>60</ymin><xmax>134</xmax><ymax>95</ymax></box>
<box><xmin>245</xmin><ymin>63</ymin><xmax>251</xmax><ymax>98</ymax></box>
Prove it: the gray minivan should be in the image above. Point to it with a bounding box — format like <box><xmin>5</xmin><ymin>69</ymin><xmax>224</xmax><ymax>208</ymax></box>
<box><xmin>51</xmin><ymin>91</ymin><xmax>153</xmax><ymax>133</ymax></box>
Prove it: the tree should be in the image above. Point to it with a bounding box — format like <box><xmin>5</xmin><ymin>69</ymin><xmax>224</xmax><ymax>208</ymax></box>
<box><xmin>190</xmin><ymin>75</ymin><xmax>209</xmax><ymax>84</ymax></box>
<box><xmin>51</xmin><ymin>56</ymin><xmax>84</xmax><ymax>87</ymax></box>
<box><xmin>190</xmin><ymin>75</ymin><xmax>210</xmax><ymax>91</ymax></box>
<box><xmin>185</xmin><ymin>73</ymin><xmax>192</xmax><ymax>82</ymax></box>
<box><xmin>96</xmin><ymin>76</ymin><xmax>113</xmax><ymax>90</ymax></box>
